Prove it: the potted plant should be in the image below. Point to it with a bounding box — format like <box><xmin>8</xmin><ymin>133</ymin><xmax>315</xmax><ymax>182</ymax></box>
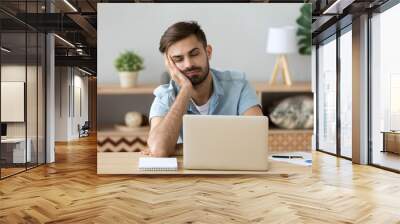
<box><xmin>114</xmin><ymin>50</ymin><xmax>144</xmax><ymax>87</ymax></box>
<box><xmin>296</xmin><ymin>3</ymin><xmax>311</xmax><ymax>55</ymax></box>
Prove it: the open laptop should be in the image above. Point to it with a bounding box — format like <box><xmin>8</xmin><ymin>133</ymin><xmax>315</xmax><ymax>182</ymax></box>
<box><xmin>183</xmin><ymin>115</ymin><xmax>269</xmax><ymax>171</ymax></box>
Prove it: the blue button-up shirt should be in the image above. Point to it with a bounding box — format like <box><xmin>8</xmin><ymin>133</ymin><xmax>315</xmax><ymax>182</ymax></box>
<box><xmin>149</xmin><ymin>68</ymin><xmax>260</xmax><ymax>143</ymax></box>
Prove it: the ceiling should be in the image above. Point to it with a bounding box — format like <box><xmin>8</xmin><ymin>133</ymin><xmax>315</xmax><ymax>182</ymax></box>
<box><xmin>311</xmin><ymin>0</ymin><xmax>391</xmax><ymax>44</ymax></box>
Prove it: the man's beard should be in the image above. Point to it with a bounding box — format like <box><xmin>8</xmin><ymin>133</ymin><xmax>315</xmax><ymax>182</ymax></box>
<box><xmin>182</xmin><ymin>60</ymin><xmax>210</xmax><ymax>86</ymax></box>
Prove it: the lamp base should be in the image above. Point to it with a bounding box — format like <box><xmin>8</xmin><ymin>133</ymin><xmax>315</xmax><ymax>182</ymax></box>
<box><xmin>269</xmin><ymin>54</ymin><xmax>292</xmax><ymax>86</ymax></box>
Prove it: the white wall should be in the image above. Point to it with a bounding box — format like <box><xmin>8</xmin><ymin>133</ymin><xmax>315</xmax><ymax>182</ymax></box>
<box><xmin>55</xmin><ymin>67</ymin><xmax>68</xmax><ymax>141</ymax></box>
<box><xmin>1</xmin><ymin>65</ymin><xmax>37</xmax><ymax>137</ymax></box>
<box><xmin>72</xmin><ymin>74</ymin><xmax>89</xmax><ymax>138</ymax></box>
<box><xmin>98</xmin><ymin>3</ymin><xmax>311</xmax><ymax>85</ymax></box>
<box><xmin>55</xmin><ymin>67</ymin><xmax>89</xmax><ymax>141</ymax></box>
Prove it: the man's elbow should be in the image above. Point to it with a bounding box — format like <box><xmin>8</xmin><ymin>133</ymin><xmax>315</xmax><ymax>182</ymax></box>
<box><xmin>242</xmin><ymin>105</ymin><xmax>264</xmax><ymax>116</ymax></box>
<box><xmin>147</xmin><ymin>140</ymin><xmax>172</xmax><ymax>157</ymax></box>
<box><xmin>151</xmin><ymin>149</ymin><xmax>170</xmax><ymax>157</ymax></box>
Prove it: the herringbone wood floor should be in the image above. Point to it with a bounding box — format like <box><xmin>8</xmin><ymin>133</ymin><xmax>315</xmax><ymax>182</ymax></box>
<box><xmin>1</xmin><ymin>135</ymin><xmax>400</xmax><ymax>224</ymax></box>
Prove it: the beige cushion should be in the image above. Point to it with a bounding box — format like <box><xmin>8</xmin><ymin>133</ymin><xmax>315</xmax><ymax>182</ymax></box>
<box><xmin>269</xmin><ymin>96</ymin><xmax>313</xmax><ymax>129</ymax></box>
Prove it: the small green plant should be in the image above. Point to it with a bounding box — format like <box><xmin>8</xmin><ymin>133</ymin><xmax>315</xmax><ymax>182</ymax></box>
<box><xmin>114</xmin><ymin>51</ymin><xmax>144</xmax><ymax>72</ymax></box>
<box><xmin>296</xmin><ymin>3</ymin><xmax>311</xmax><ymax>55</ymax></box>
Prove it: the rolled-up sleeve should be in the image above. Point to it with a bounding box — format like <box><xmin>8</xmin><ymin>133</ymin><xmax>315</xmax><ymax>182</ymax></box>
<box><xmin>149</xmin><ymin>85</ymin><xmax>172</xmax><ymax>121</ymax></box>
<box><xmin>149</xmin><ymin>96</ymin><xmax>170</xmax><ymax>120</ymax></box>
<box><xmin>148</xmin><ymin>84</ymin><xmax>183</xmax><ymax>143</ymax></box>
<box><xmin>238</xmin><ymin>79</ymin><xmax>261</xmax><ymax>115</ymax></box>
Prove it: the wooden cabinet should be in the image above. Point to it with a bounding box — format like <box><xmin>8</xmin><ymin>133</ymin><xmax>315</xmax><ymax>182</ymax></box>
<box><xmin>254</xmin><ymin>82</ymin><xmax>313</xmax><ymax>152</ymax></box>
<box><xmin>97</xmin><ymin>82</ymin><xmax>313</xmax><ymax>152</ymax></box>
<box><xmin>382</xmin><ymin>131</ymin><xmax>400</xmax><ymax>154</ymax></box>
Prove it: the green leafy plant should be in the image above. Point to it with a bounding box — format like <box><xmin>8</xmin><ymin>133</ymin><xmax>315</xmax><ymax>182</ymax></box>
<box><xmin>114</xmin><ymin>51</ymin><xmax>144</xmax><ymax>72</ymax></box>
<box><xmin>296</xmin><ymin>3</ymin><xmax>311</xmax><ymax>55</ymax></box>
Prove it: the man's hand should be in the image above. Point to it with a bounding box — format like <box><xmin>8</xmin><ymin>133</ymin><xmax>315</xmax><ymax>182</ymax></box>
<box><xmin>164</xmin><ymin>53</ymin><xmax>194</xmax><ymax>95</ymax></box>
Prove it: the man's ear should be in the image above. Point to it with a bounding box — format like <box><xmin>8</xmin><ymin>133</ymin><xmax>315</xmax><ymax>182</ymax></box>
<box><xmin>206</xmin><ymin>45</ymin><xmax>212</xmax><ymax>60</ymax></box>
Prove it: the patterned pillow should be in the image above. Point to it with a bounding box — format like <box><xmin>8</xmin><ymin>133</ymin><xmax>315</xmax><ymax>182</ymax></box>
<box><xmin>269</xmin><ymin>96</ymin><xmax>313</xmax><ymax>129</ymax></box>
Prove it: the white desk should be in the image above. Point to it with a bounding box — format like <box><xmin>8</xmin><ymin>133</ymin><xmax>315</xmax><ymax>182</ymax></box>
<box><xmin>1</xmin><ymin>138</ymin><xmax>31</xmax><ymax>163</ymax></box>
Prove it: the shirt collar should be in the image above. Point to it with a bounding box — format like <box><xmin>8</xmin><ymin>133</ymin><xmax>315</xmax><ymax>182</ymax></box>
<box><xmin>210</xmin><ymin>68</ymin><xmax>224</xmax><ymax>97</ymax></box>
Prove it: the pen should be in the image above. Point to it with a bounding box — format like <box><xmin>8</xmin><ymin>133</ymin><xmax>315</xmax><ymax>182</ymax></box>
<box><xmin>272</xmin><ymin>155</ymin><xmax>304</xmax><ymax>159</ymax></box>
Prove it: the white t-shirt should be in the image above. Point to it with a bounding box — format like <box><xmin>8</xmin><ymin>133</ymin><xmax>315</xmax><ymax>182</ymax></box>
<box><xmin>192</xmin><ymin>99</ymin><xmax>210</xmax><ymax>115</ymax></box>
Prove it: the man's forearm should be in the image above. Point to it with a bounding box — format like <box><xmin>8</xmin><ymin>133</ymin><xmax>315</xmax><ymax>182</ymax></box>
<box><xmin>148</xmin><ymin>87</ymin><xmax>191</xmax><ymax>156</ymax></box>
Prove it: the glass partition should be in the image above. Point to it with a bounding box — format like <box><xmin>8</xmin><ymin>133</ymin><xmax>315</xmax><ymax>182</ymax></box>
<box><xmin>1</xmin><ymin>31</ymin><xmax>28</xmax><ymax>177</ymax></box>
<box><xmin>339</xmin><ymin>29</ymin><xmax>352</xmax><ymax>158</ymax></box>
<box><xmin>370</xmin><ymin>3</ymin><xmax>400</xmax><ymax>171</ymax></box>
<box><xmin>317</xmin><ymin>36</ymin><xmax>337</xmax><ymax>155</ymax></box>
<box><xmin>0</xmin><ymin>1</ymin><xmax>46</xmax><ymax>179</ymax></box>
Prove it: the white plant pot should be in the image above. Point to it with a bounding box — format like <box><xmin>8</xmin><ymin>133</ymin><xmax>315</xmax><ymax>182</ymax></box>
<box><xmin>119</xmin><ymin>71</ymin><xmax>138</xmax><ymax>88</ymax></box>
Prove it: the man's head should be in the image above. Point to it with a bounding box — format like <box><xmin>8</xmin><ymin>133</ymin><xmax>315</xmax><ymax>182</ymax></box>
<box><xmin>159</xmin><ymin>21</ymin><xmax>212</xmax><ymax>86</ymax></box>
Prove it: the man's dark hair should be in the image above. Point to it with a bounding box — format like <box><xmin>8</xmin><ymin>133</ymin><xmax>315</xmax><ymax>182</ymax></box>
<box><xmin>159</xmin><ymin>21</ymin><xmax>207</xmax><ymax>53</ymax></box>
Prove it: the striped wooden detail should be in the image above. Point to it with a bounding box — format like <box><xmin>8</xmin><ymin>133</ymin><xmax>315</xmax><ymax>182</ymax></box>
<box><xmin>97</xmin><ymin>136</ymin><xmax>148</xmax><ymax>152</ymax></box>
<box><xmin>269</xmin><ymin>132</ymin><xmax>312</xmax><ymax>152</ymax></box>
<box><xmin>97</xmin><ymin>128</ymin><xmax>311</xmax><ymax>153</ymax></box>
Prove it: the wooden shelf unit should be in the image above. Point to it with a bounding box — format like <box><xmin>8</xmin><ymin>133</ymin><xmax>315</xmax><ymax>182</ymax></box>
<box><xmin>98</xmin><ymin>126</ymin><xmax>150</xmax><ymax>135</ymax></box>
<box><xmin>97</xmin><ymin>82</ymin><xmax>312</xmax><ymax>95</ymax></box>
<box><xmin>97</xmin><ymin>84</ymin><xmax>157</xmax><ymax>95</ymax></box>
<box><xmin>97</xmin><ymin>127</ymin><xmax>312</xmax><ymax>136</ymax></box>
<box><xmin>96</xmin><ymin>127</ymin><xmax>313</xmax><ymax>154</ymax></box>
<box><xmin>268</xmin><ymin>129</ymin><xmax>313</xmax><ymax>134</ymax></box>
<box><xmin>97</xmin><ymin>81</ymin><xmax>313</xmax><ymax>152</ymax></box>
<box><xmin>253</xmin><ymin>82</ymin><xmax>311</xmax><ymax>93</ymax></box>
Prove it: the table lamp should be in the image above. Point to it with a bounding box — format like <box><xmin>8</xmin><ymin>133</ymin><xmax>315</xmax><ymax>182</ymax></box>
<box><xmin>266</xmin><ymin>26</ymin><xmax>297</xmax><ymax>86</ymax></box>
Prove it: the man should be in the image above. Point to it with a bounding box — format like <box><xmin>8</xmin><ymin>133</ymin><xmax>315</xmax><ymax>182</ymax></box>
<box><xmin>147</xmin><ymin>21</ymin><xmax>263</xmax><ymax>157</ymax></box>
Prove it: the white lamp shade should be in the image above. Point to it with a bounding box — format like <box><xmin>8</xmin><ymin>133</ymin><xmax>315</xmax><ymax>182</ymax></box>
<box><xmin>266</xmin><ymin>26</ymin><xmax>297</xmax><ymax>54</ymax></box>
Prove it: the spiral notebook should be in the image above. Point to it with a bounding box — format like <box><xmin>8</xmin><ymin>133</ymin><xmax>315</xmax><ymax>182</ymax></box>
<box><xmin>138</xmin><ymin>157</ymin><xmax>178</xmax><ymax>171</ymax></box>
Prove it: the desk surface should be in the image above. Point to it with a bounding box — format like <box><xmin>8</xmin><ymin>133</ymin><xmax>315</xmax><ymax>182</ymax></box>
<box><xmin>381</xmin><ymin>131</ymin><xmax>400</xmax><ymax>134</ymax></box>
<box><xmin>1</xmin><ymin>137</ymin><xmax>26</xmax><ymax>143</ymax></box>
<box><xmin>97</xmin><ymin>152</ymin><xmax>311</xmax><ymax>175</ymax></box>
